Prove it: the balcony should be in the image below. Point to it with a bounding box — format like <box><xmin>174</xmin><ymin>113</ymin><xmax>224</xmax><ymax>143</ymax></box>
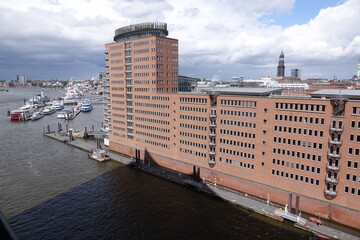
<box><xmin>327</xmin><ymin>152</ymin><xmax>340</xmax><ymax>158</ymax></box>
<box><xmin>329</xmin><ymin>127</ymin><xmax>343</xmax><ymax>133</ymax></box>
<box><xmin>209</xmin><ymin>132</ymin><xmax>216</xmax><ymax>137</ymax></box>
<box><xmin>209</xmin><ymin>142</ymin><xmax>216</xmax><ymax>146</ymax></box>
<box><xmin>328</xmin><ymin>139</ymin><xmax>342</xmax><ymax>146</ymax></box>
<box><xmin>324</xmin><ymin>189</ymin><xmax>337</xmax><ymax>196</ymax></box>
<box><xmin>325</xmin><ymin>177</ymin><xmax>338</xmax><ymax>184</ymax></box>
<box><xmin>209</xmin><ymin>159</ymin><xmax>216</xmax><ymax>164</ymax></box>
<box><xmin>210</xmin><ymin>114</ymin><xmax>216</xmax><ymax>118</ymax></box>
<box><xmin>209</xmin><ymin>151</ymin><xmax>216</xmax><ymax>156</ymax></box>
<box><xmin>209</xmin><ymin>122</ymin><xmax>216</xmax><ymax>127</ymax></box>
<box><xmin>326</xmin><ymin>164</ymin><xmax>340</xmax><ymax>171</ymax></box>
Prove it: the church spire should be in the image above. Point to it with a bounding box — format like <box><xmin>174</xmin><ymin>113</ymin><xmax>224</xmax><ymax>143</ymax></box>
<box><xmin>277</xmin><ymin>51</ymin><xmax>285</xmax><ymax>77</ymax></box>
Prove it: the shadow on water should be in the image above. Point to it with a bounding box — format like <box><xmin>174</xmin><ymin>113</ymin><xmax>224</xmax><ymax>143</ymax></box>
<box><xmin>9</xmin><ymin>166</ymin><xmax>310</xmax><ymax>240</ymax></box>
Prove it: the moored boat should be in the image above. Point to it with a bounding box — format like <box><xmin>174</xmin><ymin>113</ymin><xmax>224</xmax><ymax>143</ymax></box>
<box><xmin>30</xmin><ymin>112</ymin><xmax>44</xmax><ymax>121</ymax></box>
<box><xmin>9</xmin><ymin>106</ymin><xmax>35</xmax><ymax>121</ymax></box>
<box><xmin>52</xmin><ymin>101</ymin><xmax>64</xmax><ymax>111</ymax></box>
<box><xmin>57</xmin><ymin>109</ymin><xmax>72</xmax><ymax>119</ymax></box>
<box><xmin>88</xmin><ymin>149</ymin><xmax>110</xmax><ymax>162</ymax></box>
<box><xmin>80</xmin><ymin>99</ymin><xmax>93</xmax><ymax>112</ymax></box>
<box><xmin>42</xmin><ymin>106</ymin><xmax>56</xmax><ymax>115</ymax></box>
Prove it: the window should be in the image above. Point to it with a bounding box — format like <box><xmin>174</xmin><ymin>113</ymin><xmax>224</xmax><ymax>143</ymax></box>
<box><xmin>346</xmin><ymin>173</ymin><xmax>350</xmax><ymax>180</ymax></box>
<box><xmin>345</xmin><ymin>186</ymin><xmax>349</xmax><ymax>193</ymax></box>
<box><xmin>347</xmin><ymin>161</ymin><xmax>352</xmax><ymax>168</ymax></box>
<box><xmin>354</xmin><ymin>162</ymin><xmax>358</xmax><ymax>169</ymax></box>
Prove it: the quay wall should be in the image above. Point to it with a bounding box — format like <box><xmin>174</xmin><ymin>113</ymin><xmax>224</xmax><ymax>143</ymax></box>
<box><xmin>110</xmin><ymin>142</ymin><xmax>360</xmax><ymax>229</ymax></box>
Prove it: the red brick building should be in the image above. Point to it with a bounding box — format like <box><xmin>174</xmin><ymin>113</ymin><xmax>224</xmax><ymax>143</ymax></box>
<box><xmin>105</xmin><ymin>23</ymin><xmax>360</xmax><ymax>229</ymax></box>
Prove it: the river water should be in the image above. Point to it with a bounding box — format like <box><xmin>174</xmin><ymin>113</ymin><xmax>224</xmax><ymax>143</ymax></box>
<box><xmin>0</xmin><ymin>87</ymin><xmax>309</xmax><ymax>239</ymax></box>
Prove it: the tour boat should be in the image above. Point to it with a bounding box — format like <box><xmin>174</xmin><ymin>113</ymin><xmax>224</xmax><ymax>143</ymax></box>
<box><xmin>30</xmin><ymin>112</ymin><xmax>44</xmax><ymax>121</ymax></box>
<box><xmin>9</xmin><ymin>106</ymin><xmax>35</xmax><ymax>121</ymax></box>
<box><xmin>52</xmin><ymin>101</ymin><xmax>64</xmax><ymax>111</ymax></box>
<box><xmin>80</xmin><ymin>99</ymin><xmax>93</xmax><ymax>112</ymax></box>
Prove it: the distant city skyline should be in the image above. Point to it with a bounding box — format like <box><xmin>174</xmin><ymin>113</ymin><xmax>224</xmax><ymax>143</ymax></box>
<box><xmin>0</xmin><ymin>0</ymin><xmax>359</xmax><ymax>81</ymax></box>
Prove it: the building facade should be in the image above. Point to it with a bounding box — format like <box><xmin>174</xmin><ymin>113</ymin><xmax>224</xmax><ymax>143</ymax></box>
<box><xmin>105</xmin><ymin>23</ymin><xmax>360</xmax><ymax>229</ymax></box>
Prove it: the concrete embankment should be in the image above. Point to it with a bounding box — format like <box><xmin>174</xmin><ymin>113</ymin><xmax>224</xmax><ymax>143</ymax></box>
<box><xmin>45</xmin><ymin>132</ymin><xmax>360</xmax><ymax>240</ymax></box>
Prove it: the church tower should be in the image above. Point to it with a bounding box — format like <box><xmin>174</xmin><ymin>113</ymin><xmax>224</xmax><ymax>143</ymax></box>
<box><xmin>277</xmin><ymin>51</ymin><xmax>285</xmax><ymax>77</ymax></box>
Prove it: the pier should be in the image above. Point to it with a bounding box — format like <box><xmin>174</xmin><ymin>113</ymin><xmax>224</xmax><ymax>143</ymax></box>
<box><xmin>43</xmin><ymin>128</ymin><xmax>360</xmax><ymax>240</ymax></box>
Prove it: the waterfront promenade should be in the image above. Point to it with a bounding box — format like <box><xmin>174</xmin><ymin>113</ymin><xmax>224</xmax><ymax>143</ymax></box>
<box><xmin>45</xmin><ymin>132</ymin><xmax>359</xmax><ymax>240</ymax></box>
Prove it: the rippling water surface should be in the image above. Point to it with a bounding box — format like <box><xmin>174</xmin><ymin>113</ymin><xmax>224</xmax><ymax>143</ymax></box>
<box><xmin>0</xmin><ymin>87</ymin><xmax>309</xmax><ymax>239</ymax></box>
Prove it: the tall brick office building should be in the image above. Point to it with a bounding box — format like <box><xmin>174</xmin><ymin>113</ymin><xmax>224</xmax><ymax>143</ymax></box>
<box><xmin>105</xmin><ymin>22</ymin><xmax>360</xmax><ymax>228</ymax></box>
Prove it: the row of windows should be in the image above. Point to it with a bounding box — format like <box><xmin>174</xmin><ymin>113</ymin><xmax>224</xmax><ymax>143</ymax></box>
<box><xmin>219</xmin><ymin>138</ymin><xmax>255</xmax><ymax>150</ymax></box>
<box><xmin>180</xmin><ymin>115</ymin><xmax>207</xmax><ymax>122</ymax></box>
<box><xmin>352</xmin><ymin>107</ymin><xmax>360</xmax><ymax>115</ymax></box>
<box><xmin>274</xmin><ymin>126</ymin><xmax>324</xmax><ymax>137</ymax></box>
<box><xmin>349</xmin><ymin>135</ymin><xmax>360</xmax><ymax>142</ymax></box>
<box><xmin>133</xmin><ymin>40</ymin><xmax>149</xmax><ymax>47</ymax></box>
<box><xmin>136</xmin><ymin>138</ymin><xmax>169</xmax><ymax>149</ymax></box>
<box><xmin>275</xmin><ymin>102</ymin><xmax>326</xmax><ymax>112</ymax></box>
<box><xmin>113</xmin><ymin>126</ymin><xmax>125</xmax><ymax>131</ymax></box>
<box><xmin>272</xmin><ymin>168</ymin><xmax>320</xmax><ymax>186</ymax></box>
<box><xmin>135</xmin><ymin>116</ymin><xmax>169</xmax><ymax>125</ymax></box>
<box><xmin>347</xmin><ymin>160</ymin><xmax>359</xmax><ymax>169</ymax></box>
<box><xmin>112</xmin><ymin>113</ymin><xmax>125</xmax><ymax>118</ymax></box>
<box><xmin>180</xmin><ymin>131</ymin><xmax>207</xmax><ymax>140</ymax></box>
<box><xmin>135</xmin><ymin>123</ymin><xmax>169</xmax><ymax>133</ymax></box>
<box><xmin>112</xmin><ymin>107</ymin><xmax>125</xmax><ymax>112</ymax></box>
<box><xmin>112</xmin><ymin>132</ymin><xmax>125</xmax><ymax>138</ymax></box>
<box><xmin>134</xmin><ymin>80</ymin><xmax>150</xmax><ymax>84</ymax></box>
<box><xmin>113</xmin><ymin>120</ymin><xmax>125</xmax><ymax>125</ymax></box>
<box><xmin>345</xmin><ymin>173</ymin><xmax>360</xmax><ymax>182</ymax></box>
<box><xmin>111</xmin><ymin>74</ymin><xmax>124</xmax><ymax>78</ymax></box>
<box><xmin>219</xmin><ymin>147</ymin><xmax>255</xmax><ymax>160</ymax></box>
<box><xmin>111</xmin><ymin>100</ymin><xmax>124</xmax><ymax>105</ymax></box>
<box><xmin>135</xmin><ymin>109</ymin><xmax>169</xmax><ymax>117</ymax></box>
<box><xmin>134</xmin><ymin>102</ymin><xmax>169</xmax><ymax>109</ymax></box>
<box><xmin>220</xmin><ymin>119</ymin><xmax>256</xmax><ymax>129</ymax></box>
<box><xmin>180</xmin><ymin>123</ymin><xmax>207</xmax><ymax>131</ymax></box>
<box><xmin>134</xmin><ymin>57</ymin><xmax>149</xmax><ymax>62</ymax></box>
<box><xmin>134</xmin><ymin>72</ymin><xmax>150</xmax><ymax>77</ymax></box>
<box><xmin>110</xmin><ymin>52</ymin><xmax>122</xmax><ymax>57</ymax></box>
<box><xmin>109</xmin><ymin>45</ymin><xmax>122</xmax><ymax>50</ymax></box>
<box><xmin>111</xmin><ymin>81</ymin><xmax>124</xmax><ymax>85</ymax></box>
<box><xmin>152</xmin><ymin>96</ymin><xmax>169</xmax><ymax>101</ymax></box>
<box><xmin>180</xmin><ymin>147</ymin><xmax>207</xmax><ymax>158</ymax></box>
<box><xmin>275</xmin><ymin>114</ymin><xmax>325</xmax><ymax>125</ymax></box>
<box><xmin>180</xmin><ymin>106</ymin><xmax>207</xmax><ymax>113</ymax></box>
<box><xmin>110</xmin><ymin>66</ymin><xmax>123</xmax><ymax>70</ymax></box>
<box><xmin>110</xmin><ymin>59</ymin><xmax>123</xmax><ymax>64</ymax></box>
<box><xmin>133</xmin><ymin>49</ymin><xmax>149</xmax><ymax>54</ymax></box>
<box><xmin>220</xmin><ymin>110</ymin><xmax>256</xmax><ymax>118</ymax></box>
<box><xmin>179</xmin><ymin>97</ymin><xmax>207</xmax><ymax>104</ymax></box>
<box><xmin>344</xmin><ymin>186</ymin><xmax>360</xmax><ymax>196</ymax></box>
<box><xmin>273</xmin><ymin>136</ymin><xmax>323</xmax><ymax>150</ymax></box>
<box><xmin>272</xmin><ymin>148</ymin><xmax>322</xmax><ymax>162</ymax></box>
<box><xmin>111</xmin><ymin>87</ymin><xmax>124</xmax><ymax>91</ymax></box>
<box><xmin>135</xmin><ymin>95</ymin><xmax>150</xmax><ymax>100</ymax></box>
<box><xmin>180</xmin><ymin>140</ymin><xmax>206</xmax><ymax>149</ymax></box>
<box><xmin>112</xmin><ymin>94</ymin><xmax>124</xmax><ymax>98</ymax></box>
<box><xmin>135</xmin><ymin>131</ymin><xmax>169</xmax><ymax>141</ymax></box>
<box><xmin>134</xmin><ymin>88</ymin><xmax>149</xmax><ymax>92</ymax></box>
<box><xmin>350</xmin><ymin>120</ymin><xmax>360</xmax><ymax>128</ymax></box>
<box><xmin>272</xmin><ymin>159</ymin><xmax>321</xmax><ymax>174</ymax></box>
<box><xmin>219</xmin><ymin>157</ymin><xmax>254</xmax><ymax>170</ymax></box>
<box><xmin>134</xmin><ymin>65</ymin><xmax>150</xmax><ymax>70</ymax></box>
<box><xmin>220</xmin><ymin>100</ymin><xmax>257</xmax><ymax>108</ymax></box>
<box><xmin>219</xmin><ymin>129</ymin><xmax>256</xmax><ymax>139</ymax></box>
<box><xmin>348</xmin><ymin>148</ymin><xmax>360</xmax><ymax>156</ymax></box>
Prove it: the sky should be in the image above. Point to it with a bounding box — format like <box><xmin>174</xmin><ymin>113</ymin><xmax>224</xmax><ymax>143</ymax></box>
<box><xmin>0</xmin><ymin>0</ymin><xmax>359</xmax><ymax>81</ymax></box>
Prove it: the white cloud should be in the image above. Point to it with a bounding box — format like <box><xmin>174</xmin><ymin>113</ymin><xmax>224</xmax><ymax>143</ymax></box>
<box><xmin>0</xmin><ymin>0</ymin><xmax>359</xmax><ymax>80</ymax></box>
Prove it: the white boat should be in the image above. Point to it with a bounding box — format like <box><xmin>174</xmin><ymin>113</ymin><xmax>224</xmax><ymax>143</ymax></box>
<box><xmin>52</xmin><ymin>101</ymin><xmax>64</xmax><ymax>111</ymax></box>
<box><xmin>9</xmin><ymin>105</ymin><xmax>35</xmax><ymax>121</ymax></box>
<box><xmin>30</xmin><ymin>112</ymin><xmax>44</xmax><ymax>121</ymax></box>
<box><xmin>57</xmin><ymin>109</ymin><xmax>72</xmax><ymax>119</ymax></box>
<box><xmin>80</xmin><ymin>99</ymin><xmax>93</xmax><ymax>112</ymax></box>
<box><xmin>42</xmin><ymin>106</ymin><xmax>56</xmax><ymax>115</ymax></box>
<box><xmin>88</xmin><ymin>149</ymin><xmax>110</xmax><ymax>162</ymax></box>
